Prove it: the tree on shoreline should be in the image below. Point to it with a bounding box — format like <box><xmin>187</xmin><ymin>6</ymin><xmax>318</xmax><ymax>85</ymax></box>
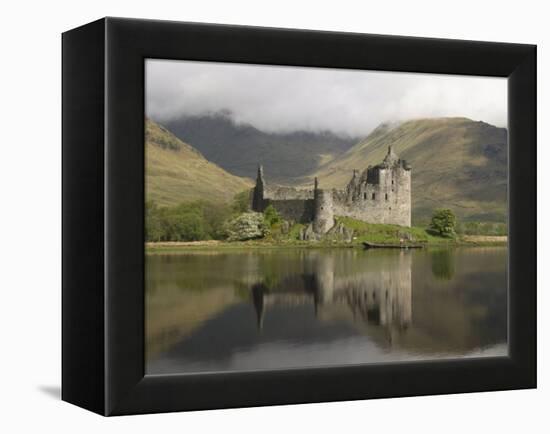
<box><xmin>145</xmin><ymin>191</ymin><xmax>255</xmax><ymax>242</ymax></box>
<box><xmin>430</xmin><ymin>208</ymin><xmax>457</xmax><ymax>238</ymax></box>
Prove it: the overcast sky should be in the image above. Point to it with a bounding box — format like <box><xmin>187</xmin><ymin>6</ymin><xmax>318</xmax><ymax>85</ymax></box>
<box><xmin>146</xmin><ymin>59</ymin><xmax>507</xmax><ymax>137</ymax></box>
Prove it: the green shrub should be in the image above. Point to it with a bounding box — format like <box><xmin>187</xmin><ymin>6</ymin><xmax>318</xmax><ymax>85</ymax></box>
<box><xmin>263</xmin><ymin>204</ymin><xmax>282</xmax><ymax>226</ymax></box>
<box><xmin>145</xmin><ymin>200</ymin><xmax>232</xmax><ymax>241</ymax></box>
<box><xmin>429</xmin><ymin>209</ymin><xmax>457</xmax><ymax>238</ymax></box>
<box><xmin>163</xmin><ymin>211</ymin><xmax>207</xmax><ymax>241</ymax></box>
<box><xmin>224</xmin><ymin>212</ymin><xmax>269</xmax><ymax>241</ymax></box>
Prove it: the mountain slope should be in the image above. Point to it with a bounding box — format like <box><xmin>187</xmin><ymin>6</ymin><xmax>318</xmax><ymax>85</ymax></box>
<box><xmin>310</xmin><ymin>118</ymin><xmax>507</xmax><ymax>223</ymax></box>
<box><xmin>162</xmin><ymin>113</ymin><xmax>358</xmax><ymax>183</ymax></box>
<box><xmin>145</xmin><ymin>119</ymin><xmax>253</xmax><ymax>207</ymax></box>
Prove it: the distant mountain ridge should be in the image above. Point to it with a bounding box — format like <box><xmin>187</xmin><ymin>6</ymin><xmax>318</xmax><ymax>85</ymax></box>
<box><xmin>145</xmin><ymin>119</ymin><xmax>252</xmax><ymax>207</ymax></box>
<box><xmin>308</xmin><ymin>117</ymin><xmax>507</xmax><ymax>223</ymax></box>
<box><xmin>160</xmin><ymin>113</ymin><xmax>359</xmax><ymax>184</ymax></box>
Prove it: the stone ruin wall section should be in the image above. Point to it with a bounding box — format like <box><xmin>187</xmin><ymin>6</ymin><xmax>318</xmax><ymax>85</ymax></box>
<box><xmin>261</xmin><ymin>185</ymin><xmax>316</xmax><ymax>223</ymax></box>
<box><xmin>331</xmin><ymin>167</ymin><xmax>411</xmax><ymax>227</ymax></box>
<box><xmin>262</xmin><ymin>198</ymin><xmax>315</xmax><ymax>223</ymax></box>
<box><xmin>263</xmin><ymin>186</ymin><xmax>314</xmax><ymax>201</ymax></box>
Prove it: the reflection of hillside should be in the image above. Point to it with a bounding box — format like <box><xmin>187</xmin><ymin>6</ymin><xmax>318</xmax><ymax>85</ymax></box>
<box><xmin>146</xmin><ymin>285</ymin><xmax>238</xmax><ymax>359</ymax></box>
<box><xmin>146</xmin><ymin>254</ymin><xmax>243</xmax><ymax>359</ymax></box>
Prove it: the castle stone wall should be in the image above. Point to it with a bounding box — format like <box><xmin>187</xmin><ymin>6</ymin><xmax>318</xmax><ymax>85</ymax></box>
<box><xmin>332</xmin><ymin>166</ymin><xmax>411</xmax><ymax>227</ymax></box>
<box><xmin>263</xmin><ymin>198</ymin><xmax>315</xmax><ymax>223</ymax></box>
<box><xmin>264</xmin><ymin>186</ymin><xmax>314</xmax><ymax>200</ymax></box>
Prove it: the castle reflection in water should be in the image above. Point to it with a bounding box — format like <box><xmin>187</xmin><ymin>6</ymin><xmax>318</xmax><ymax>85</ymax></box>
<box><xmin>251</xmin><ymin>251</ymin><xmax>412</xmax><ymax>339</ymax></box>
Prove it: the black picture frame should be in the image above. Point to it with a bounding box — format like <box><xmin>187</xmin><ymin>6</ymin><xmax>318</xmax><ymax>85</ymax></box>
<box><xmin>62</xmin><ymin>17</ymin><xmax>536</xmax><ymax>416</ymax></box>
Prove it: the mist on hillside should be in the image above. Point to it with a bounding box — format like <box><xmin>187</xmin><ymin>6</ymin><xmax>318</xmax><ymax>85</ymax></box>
<box><xmin>146</xmin><ymin>59</ymin><xmax>507</xmax><ymax>137</ymax></box>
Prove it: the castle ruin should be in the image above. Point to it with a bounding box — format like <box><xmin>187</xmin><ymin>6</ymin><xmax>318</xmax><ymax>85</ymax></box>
<box><xmin>252</xmin><ymin>145</ymin><xmax>411</xmax><ymax>233</ymax></box>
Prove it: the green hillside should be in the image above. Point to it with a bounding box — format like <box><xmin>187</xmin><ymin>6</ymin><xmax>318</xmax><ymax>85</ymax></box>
<box><xmin>308</xmin><ymin>118</ymin><xmax>507</xmax><ymax>223</ymax></box>
<box><xmin>145</xmin><ymin>119</ymin><xmax>253</xmax><ymax>207</ymax></box>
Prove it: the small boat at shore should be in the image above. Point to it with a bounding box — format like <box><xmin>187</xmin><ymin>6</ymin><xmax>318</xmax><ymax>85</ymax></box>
<box><xmin>362</xmin><ymin>241</ymin><xmax>424</xmax><ymax>249</ymax></box>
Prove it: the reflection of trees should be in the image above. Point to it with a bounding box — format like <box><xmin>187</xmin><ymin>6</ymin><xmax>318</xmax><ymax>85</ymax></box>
<box><xmin>408</xmin><ymin>247</ymin><xmax>508</xmax><ymax>354</ymax></box>
<box><xmin>431</xmin><ymin>249</ymin><xmax>455</xmax><ymax>280</ymax></box>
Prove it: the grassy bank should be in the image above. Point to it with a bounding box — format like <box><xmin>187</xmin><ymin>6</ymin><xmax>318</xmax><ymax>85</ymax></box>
<box><xmin>146</xmin><ymin>218</ymin><xmax>507</xmax><ymax>253</ymax></box>
<box><xmin>334</xmin><ymin>217</ymin><xmax>506</xmax><ymax>246</ymax></box>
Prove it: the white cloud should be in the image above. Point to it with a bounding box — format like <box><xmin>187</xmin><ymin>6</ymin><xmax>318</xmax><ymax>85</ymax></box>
<box><xmin>146</xmin><ymin>59</ymin><xmax>507</xmax><ymax>137</ymax></box>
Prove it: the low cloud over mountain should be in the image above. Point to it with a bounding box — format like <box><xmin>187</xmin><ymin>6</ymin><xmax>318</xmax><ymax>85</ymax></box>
<box><xmin>146</xmin><ymin>59</ymin><xmax>507</xmax><ymax>137</ymax></box>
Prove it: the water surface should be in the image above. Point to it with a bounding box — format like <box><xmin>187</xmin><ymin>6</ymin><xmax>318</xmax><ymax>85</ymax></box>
<box><xmin>146</xmin><ymin>247</ymin><xmax>507</xmax><ymax>374</ymax></box>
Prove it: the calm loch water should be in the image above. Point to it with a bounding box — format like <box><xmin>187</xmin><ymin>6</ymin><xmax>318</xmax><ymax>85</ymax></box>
<box><xmin>146</xmin><ymin>247</ymin><xmax>507</xmax><ymax>375</ymax></box>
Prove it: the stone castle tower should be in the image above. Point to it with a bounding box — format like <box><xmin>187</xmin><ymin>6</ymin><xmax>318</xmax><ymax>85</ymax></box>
<box><xmin>313</xmin><ymin>177</ymin><xmax>334</xmax><ymax>234</ymax></box>
<box><xmin>252</xmin><ymin>146</ymin><xmax>411</xmax><ymax>233</ymax></box>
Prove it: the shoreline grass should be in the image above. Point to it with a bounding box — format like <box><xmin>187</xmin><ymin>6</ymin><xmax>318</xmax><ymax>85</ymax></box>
<box><xmin>145</xmin><ymin>218</ymin><xmax>507</xmax><ymax>253</ymax></box>
<box><xmin>146</xmin><ymin>237</ymin><xmax>507</xmax><ymax>254</ymax></box>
